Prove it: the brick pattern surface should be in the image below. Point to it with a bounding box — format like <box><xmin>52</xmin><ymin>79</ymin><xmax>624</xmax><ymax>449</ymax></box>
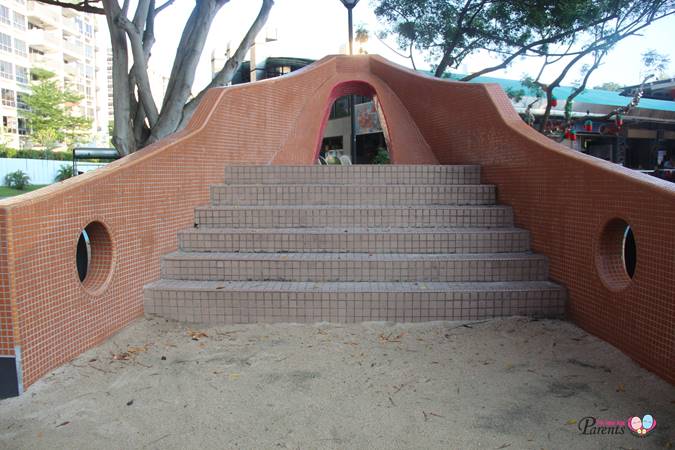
<box><xmin>194</xmin><ymin>205</ymin><xmax>515</xmax><ymax>228</ymax></box>
<box><xmin>210</xmin><ymin>184</ymin><xmax>496</xmax><ymax>206</ymax></box>
<box><xmin>146</xmin><ymin>165</ymin><xmax>564</xmax><ymax>323</ymax></box>
<box><xmin>0</xmin><ymin>54</ymin><xmax>672</xmax><ymax>391</ymax></box>
<box><xmin>368</xmin><ymin>57</ymin><xmax>675</xmax><ymax>384</ymax></box>
<box><xmin>177</xmin><ymin>227</ymin><xmax>532</xmax><ymax>253</ymax></box>
<box><xmin>160</xmin><ymin>252</ymin><xmax>549</xmax><ymax>282</ymax></box>
<box><xmin>145</xmin><ymin>280</ymin><xmax>565</xmax><ymax>324</ymax></box>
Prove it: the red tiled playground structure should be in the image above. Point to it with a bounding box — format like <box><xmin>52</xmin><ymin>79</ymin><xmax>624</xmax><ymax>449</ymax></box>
<box><xmin>0</xmin><ymin>55</ymin><xmax>673</xmax><ymax>395</ymax></box>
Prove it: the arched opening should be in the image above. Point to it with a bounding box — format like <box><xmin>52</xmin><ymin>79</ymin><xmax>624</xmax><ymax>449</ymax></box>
<box><xmin>316</xmin><ymin>81</ymin><xmax>392</xmax><ymax>165</ymax></box>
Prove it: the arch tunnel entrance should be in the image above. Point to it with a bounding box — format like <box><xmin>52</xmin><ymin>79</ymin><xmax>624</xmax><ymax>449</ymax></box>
<box><xmin>316</xmin><ymin>81</ymin><xmax>391</xmax><ymax>165</ymax></box>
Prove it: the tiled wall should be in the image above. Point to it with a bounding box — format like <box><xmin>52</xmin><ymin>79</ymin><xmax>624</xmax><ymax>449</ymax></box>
<box><xmin>369</xmin><ymin>57</ymin><xmax>675</xmax><ymax>385</ymax></box>
<box><xmin>1</xmin><ymin>54</ymin><xmax>673</xmax><ymax>393</ymax></box>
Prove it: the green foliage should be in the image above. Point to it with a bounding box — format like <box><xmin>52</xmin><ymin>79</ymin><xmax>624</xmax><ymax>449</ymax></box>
<box><xmin>4</xmin><ymin>170</ymin><xmax>30</xmax><ymax>190</ymax></box>
<box><xmin>641</xmin><ymin>49</ymin><xmax>670</xmax><ymax>81</ymax></box>
<box><xmin>594</xmin><ymin>82</ymin><xmax>623</xmax><ymax>91</ymax></box>
<box><xmin>24</xmin><ymin>69</ymin><xmax>92</xmax><ymax>150</ymax></box>
<box><xmin>372</xmin><ymin>148</ymin><xmax>390</xmax><ymax>164</ymax></box>
<box><xmin>355</xmin><ymin>25</ymin><xmax>369</xmax><ymax>44</ymax></box>
<box><xmin>374</xmin><ymin>0</ymin><xmax>609</xmax><ymax>73</ymax></box>
<box><xmin>0</xmin><ymin>148</ymin><xmax>71</xmax><ymax>160</ymax></box>
<box><xmin>55</xmin><ymin>164</ymin><xmax>73</xmax><ymax>182</ymax></box>
<box><xmin>0</xmin><ymin>146</ymin><xmax>17</xmax><ymax>158</ymax></box>
<box><xmin>373</xmin><ymin>0</ymin><xmax>673</xmax><ymax>79</ymax></box>
<box><xmin>505</xmin><ymin>87</ymin><xmax>526</xmax><ymax>103</ymax></box>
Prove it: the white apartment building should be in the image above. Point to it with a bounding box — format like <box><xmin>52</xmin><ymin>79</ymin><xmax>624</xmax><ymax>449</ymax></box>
<box><xmin>0</xmin><ymin>0</ymin><xmax>110</xmax><ymax>149</ymax></box>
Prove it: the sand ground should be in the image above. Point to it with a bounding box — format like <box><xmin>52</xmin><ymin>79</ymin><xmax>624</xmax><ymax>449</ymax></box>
<box><xmin>1</xmin><ymin>317</ymin><xmax>673</xmax><ymax>450</ymax></box>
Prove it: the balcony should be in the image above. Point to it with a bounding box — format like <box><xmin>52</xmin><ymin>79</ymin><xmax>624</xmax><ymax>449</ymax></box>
<box><xmin>63</xmin><ymin>39</ymin><xmax>84</xmax><ymax>62</ymax></box>
<box><xmin>26</xmin><ymin>29</ymin><xmax>59</xmax><ymax>52</ymax></box>
<box><xmin>63</xmin><ymin>61</ymin><xmax>79</xmax><ymax>80</ymax></box>
<box><xmin>26</xmin><ymin>1</ymin><xmax>62</xmax><ymax>29</ymax></box>
<box><xmin>29</xmin><ymin>52</ymin><xmax>58</xmax><ymax>67</ymax></box>
<box><xmin>62</xmin><ymin>16</ymin><xmax>80</xmax><ymax>36</ymax></box>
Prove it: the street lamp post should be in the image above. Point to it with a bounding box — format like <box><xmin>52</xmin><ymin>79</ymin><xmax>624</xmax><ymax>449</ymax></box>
<box><xmin>340</xmin><ymin>0</ymin><xmax>359</xmax><ymax>163</ymax></box>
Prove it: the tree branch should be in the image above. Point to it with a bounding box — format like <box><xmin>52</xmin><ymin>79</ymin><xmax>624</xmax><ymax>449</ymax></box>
<box><xmin>154</xmin><ymin>0</ymin><xmax>174</xmax><ymax>15</ymax></box>
<box><xmin>117</xmin><ymin>9</ymin><xmax>159</xmax><ymax>127</ymax></box>
<box><xmin>179</xmin><ymin>0</ymin><xmax>274</xmax><ymax>129</ymax></box>
<box><xmin>33</xmin><ymin>0</ymin><xmax>104</xmax><ymax>14</ymax></box>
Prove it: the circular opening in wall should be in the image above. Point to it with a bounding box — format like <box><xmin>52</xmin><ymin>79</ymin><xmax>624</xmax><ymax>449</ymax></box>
<box><xmin>596</xmin><ymin>218</ymin><xmax>637</xmax><ymax>291</ymax></box>
<box><xmin>76</xmin><ymin>221</ymin><xmax>114</xmax><ymax>294</ymax></box>
<box><xmin>623</xmin><ymin>225</ymin><xmax>636</xmax><ymax>279</ymax></box>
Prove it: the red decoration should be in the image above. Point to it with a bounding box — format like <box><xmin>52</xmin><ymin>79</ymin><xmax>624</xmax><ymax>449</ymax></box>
<box><xmin>551</xmin><ymin>96</ymin><xmax>558</xmax><ymax>107</ymax></box>
<box><xmin>615</xmin><ymin>114</ymin><xmax>624</xmax><ymax>128</ymax></box>
<box><xmin>584</xmin><ymin>120</ymin><xmax>593</xmax><ymax>132</ymax></box>
<box><xmin>564</xmin><ymin>129</ymin><xmax>571</xmax><ymax>139</ymax></box>
<box><xmin>570</xmin><ymin>130</ymin><xmax>577</xmax><ymax>141</ymax></box>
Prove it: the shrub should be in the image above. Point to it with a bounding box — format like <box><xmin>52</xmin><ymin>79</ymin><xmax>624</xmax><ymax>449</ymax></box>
<box><xmin>55</xmin><ymin>164</ymin><xmax>73</xmax><ymax>182</ymax></box>
<box><xmin>4</xmin><ymin>170</ymin><xmax>30</xmax><ymax>190</ymax></box>
<box><xmin>0</xmin><ymin>149</ymin><xmax>71</xmax><ymax>161</ymax></box>
<box><xmin>373</xmin><ymin>148</ymin><xmax>390</xmax><ymax>164</ymax></box>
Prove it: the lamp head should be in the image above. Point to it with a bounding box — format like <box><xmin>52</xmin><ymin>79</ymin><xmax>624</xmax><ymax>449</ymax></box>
<box><xmin>340</xmin><ymin>0</ymin><xmax>360</xmax><ymax>8</ymax></box>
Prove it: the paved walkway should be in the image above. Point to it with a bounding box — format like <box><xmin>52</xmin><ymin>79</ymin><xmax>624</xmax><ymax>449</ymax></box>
<box><xmin>1</xmin><ymin>317</ymin><xmax>673</xmax><ymax>449</ymax></box>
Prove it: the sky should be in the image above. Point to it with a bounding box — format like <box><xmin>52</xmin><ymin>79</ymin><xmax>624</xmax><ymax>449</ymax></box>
<box><xmin>146</xmin><ymin>0</ymin><xmax>675</xmax><ymax>96</ymax></box>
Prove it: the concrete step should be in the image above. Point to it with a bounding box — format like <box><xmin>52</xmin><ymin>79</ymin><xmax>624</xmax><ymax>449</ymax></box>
<box><xmin>223</xmin><ymin>164</ymin><xmax>481</xmax><ymax>185</ymax></box>
<box><xmin>160</xmin><ymin>251</ymin><xmax>549</xmax><ymax>282</ymax></box>
<box><xmin>178</xmin><ymin>227</ymin><xmax>530</xmax><ymax>254</ymax></box>
<box><xmin>194</xmin><ymin>205</ymin><xmax>514</xmax><ymax>228</ymax></box>
<box><xmin>143</xmin><ymin>280</ymin><xmax>566</xmax><ymax>324</ymax></box>
<box><xmin>209</xmin><ymin>184</ymin><xmax>496</xmax><ymax>206</ymax></box>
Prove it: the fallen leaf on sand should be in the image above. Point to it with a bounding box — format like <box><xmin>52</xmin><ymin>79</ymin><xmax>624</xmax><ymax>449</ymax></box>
<box><xmin>228</xmin><ymin>373</ymin><xmax>240</xmax><ymax>381</ymax></box>
<box><xmin>127</xmin><ymin>346</ymin><xmax>147</xmax><ymax>354</ymax></box>
<box><xmin>56</xmin><ymin>421</ymin><xmax>70</xmax><ymax>428</ymax></box>
<box><xmin>379</xmin><ymin>332</ymin><xmax>406</xmax><ymax>343</ymax></box>
<box><xmin>188</xmin><ymin>330</ymin><xmax>208</xmax><ymax>341</ymax></box>
<box><xmin>112</xmin><ymin>352</ymin><xmax>131</xmax><ymax>361</ymax></box>
<box><xmin>566</xmin><ymin>419</ymin><xmax>577</xmax><ymax>425</ymax></box>
<box><xmin>616</xmin><ymin>384</ymin><xmax>625</xmax><ymax>393</ymax></box>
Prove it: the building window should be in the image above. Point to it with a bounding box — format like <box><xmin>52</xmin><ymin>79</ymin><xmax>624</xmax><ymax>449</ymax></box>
<box><xmin>85</xmin><ymin>65</ymin><xmax>93</xmax><ymax>79</ymax></box>
<box><xmin>16</xmin><ymin>91</ymin><xmax>28</xmax><ymax>110</ymax></box>
<box><xmin>13</xmin><ymin>38</ymin><xmax>26</xmax><ymax>57</ymax></box>
<box><xmin>85</xmin><ymin>86</ymin><xmax>92</xmax><ymax>98</ymax></box>
<box><xmin>12</xmin><ymin>11</ymin><xmax>25</xmax><ymax>30</ymax></box>
<box><xmin>15</xmin><ymin>65</ymin><xmax>27</xmax><ymax>84</ymax></box>
<box><xmin>266</xmin><ymin>65</ymin><xmax>292</xmax><ymax>78</ymax></box>
<box><xmin>2</xmin><ymin>88</ymin><xmax>15</xmax><ymax>107</ymax></box>
<box><xmin>0</xmin><ymin>6</ymin><xmax>11</xmax><ymax>26</ymax></box>
<box><xmin>85</xmin><ymin>23</ymin><xmax>93</xmax><ymax>38</ymax></box>
<box><xmin>17</xmin><ymin>117</ymin><xmax>27</xmax><ymax>135</ymax></box>
<box><xmin>85</xmin><ymin>45</ymin><xmax>93</xmax><ymax>60</ymax></box>
<box><xmin>0</xmin><ymin>33</ymin><xmax>11</xmax><ymax>53</ymax></box>
<box><xmin>3</xmin><ymin>116</ymin><xmax>17</xmax><ymax>133</ymax></box>
<box><xmin>0</xmin><ymin>60</ymin><xmax>11</xmax><ymax>80</ymax></box>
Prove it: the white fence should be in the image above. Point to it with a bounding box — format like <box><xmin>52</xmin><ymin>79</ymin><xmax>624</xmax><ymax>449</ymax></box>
<box><xmin>1</xmin><ymin>158</ymin><xmax>107</xmax><ymax>185</ymax></box>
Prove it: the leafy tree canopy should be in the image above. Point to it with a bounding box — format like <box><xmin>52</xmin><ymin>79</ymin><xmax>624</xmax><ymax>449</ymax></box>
<box><xmin>23</xmin><ymin>69</ymin><xmax>92</xmax><ymax>150</ymax></box>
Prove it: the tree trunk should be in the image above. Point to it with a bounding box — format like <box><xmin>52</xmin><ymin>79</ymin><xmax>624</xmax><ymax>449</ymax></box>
<box><xmin>104</xmin><ymin>0</ymin><xmax>135</xmax><ymax>155</ymax></box>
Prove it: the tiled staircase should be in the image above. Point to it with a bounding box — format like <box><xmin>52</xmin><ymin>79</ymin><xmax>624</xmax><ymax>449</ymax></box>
<box><xmin>144</xmin><ymin>165</ymin><xmax>565</xmax><ymax>323</ymax></box>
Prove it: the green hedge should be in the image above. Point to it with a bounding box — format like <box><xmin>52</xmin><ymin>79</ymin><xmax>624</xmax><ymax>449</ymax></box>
<box><xmin>0</xmin><ymin>148</ymin><xmax>72</xmax><ymax>161</ymax></box>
